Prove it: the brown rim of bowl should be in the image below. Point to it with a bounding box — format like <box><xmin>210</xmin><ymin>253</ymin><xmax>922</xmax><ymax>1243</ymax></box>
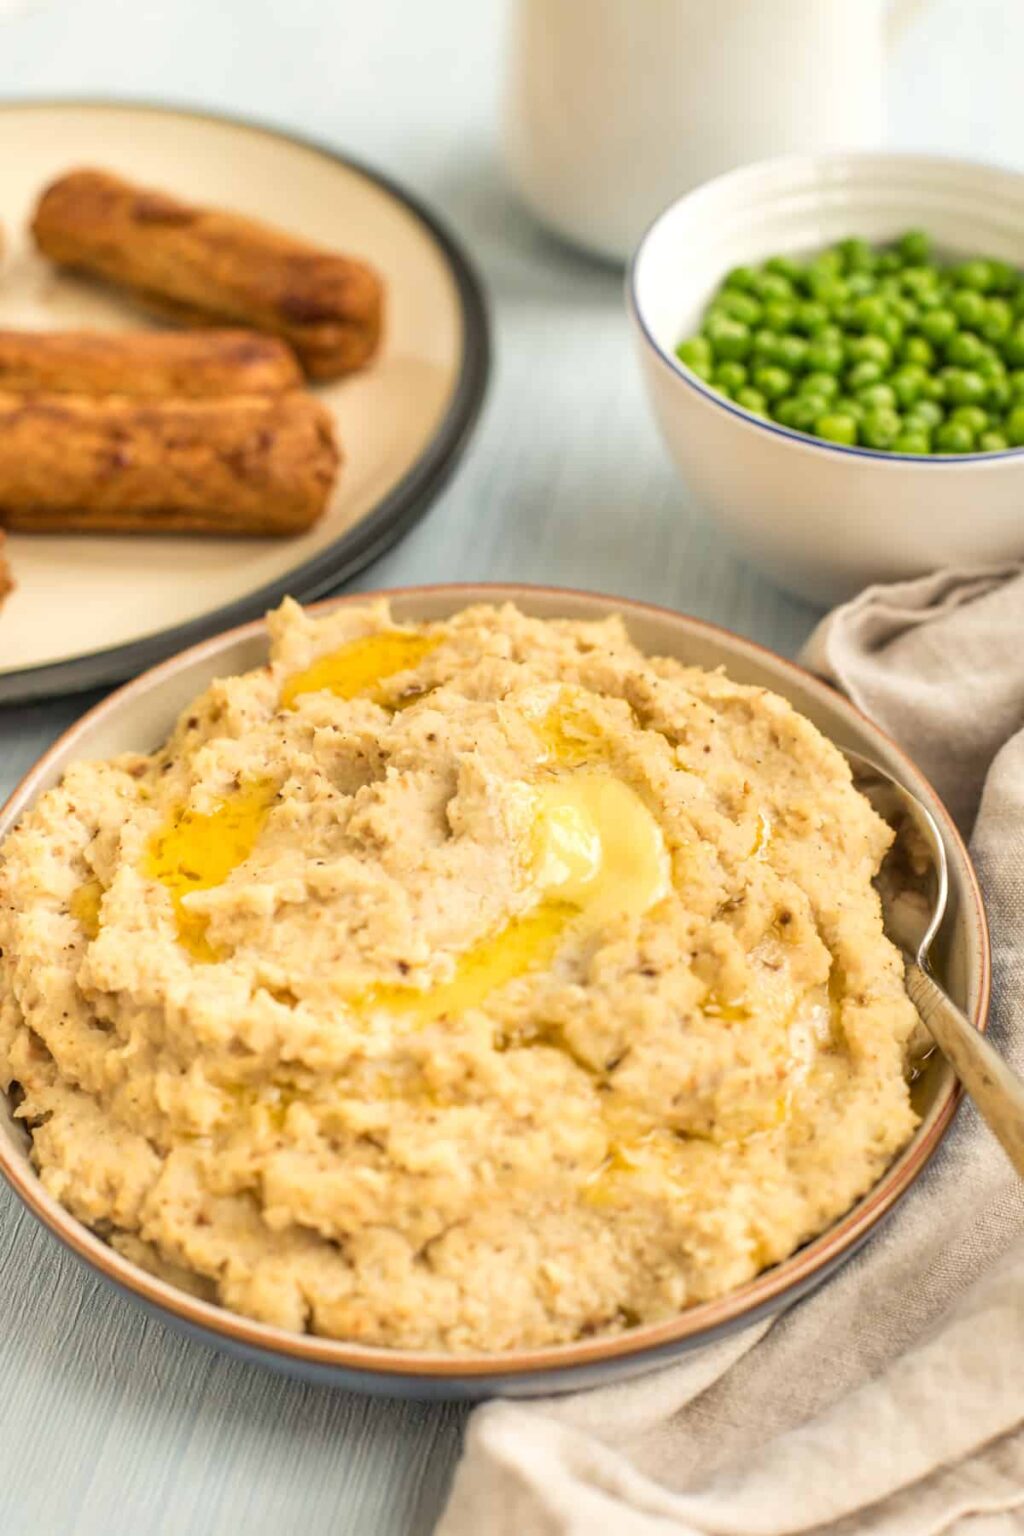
<box><xmin>0</xmin><ymin>582</ymin><xmax>991</xmax><ymax>1380</ymax></box>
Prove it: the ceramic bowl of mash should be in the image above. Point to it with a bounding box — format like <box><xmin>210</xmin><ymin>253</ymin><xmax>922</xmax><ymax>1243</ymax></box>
<box><xmin>0</xmin><ymin>584</ymin><xmax>989</xmax><ymax>1399</ymax></box>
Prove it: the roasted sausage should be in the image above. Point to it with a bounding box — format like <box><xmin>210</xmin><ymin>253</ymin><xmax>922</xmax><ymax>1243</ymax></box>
<box><xmin>0</xmin><ymin>391</ymin><xmax>340</xmax><ymax>535</ymax></box>
<box><xmin>32</xmin><ymin>169</ymin><xmax>383</xmax><ymax>380</ymax></box>
<box><xmin>0</xmin><ymin>328</ymin><xmax>303</xmax><ymax>398</ymax></box>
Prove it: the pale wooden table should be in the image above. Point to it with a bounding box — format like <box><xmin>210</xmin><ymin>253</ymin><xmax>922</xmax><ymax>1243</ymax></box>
<box><xmin>1</xmin><ymin>1</ymin><xmax>1021</xmax><ymax>1530</ymax></box>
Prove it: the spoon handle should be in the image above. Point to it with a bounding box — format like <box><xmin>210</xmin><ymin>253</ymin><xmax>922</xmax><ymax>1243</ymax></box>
<box><xmin>907</xmin><ymin>962</ymin><xmax>1024</xmax><ymax>1178</ymax></box>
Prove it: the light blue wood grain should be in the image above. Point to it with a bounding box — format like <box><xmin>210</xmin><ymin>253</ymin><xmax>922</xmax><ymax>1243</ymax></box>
<box><xmin>1</xmin><ymin>1</ymin><xmax>1022</xmax><ymax>1530</ymax></box>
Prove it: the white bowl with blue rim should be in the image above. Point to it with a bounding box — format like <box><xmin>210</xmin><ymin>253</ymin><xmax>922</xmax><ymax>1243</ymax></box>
<box><xmin>628</xmin><ymin>152</ymin><xmax>1024</xmax><ymax>606</ymax></box>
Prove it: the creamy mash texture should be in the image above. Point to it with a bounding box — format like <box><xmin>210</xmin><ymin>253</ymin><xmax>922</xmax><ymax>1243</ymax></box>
<box><xmin>0</xmin><ymin>600</ymin><xmax>920</xmax><ymax>1351</ymax></box>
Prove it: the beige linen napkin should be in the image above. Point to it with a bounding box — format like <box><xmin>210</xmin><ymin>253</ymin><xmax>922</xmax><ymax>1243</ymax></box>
<box><xmin>438</xmin><ymin>566</ymin><xmax>1024</xmax><ymax>1536</ymax></box>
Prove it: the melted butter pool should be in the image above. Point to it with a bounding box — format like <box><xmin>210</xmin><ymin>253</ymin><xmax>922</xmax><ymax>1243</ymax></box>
<box><xmin>280</xmin><ymin>630</ymin><xmax>438</xmax><ymax>710</ymax></box>
<box><xmin>531</xmin><ymin>772</ymin><xmax>671</xmax><ymax>926</ymax></box>
<box><xmin>362</xmin><ymin>902</ymin><xmax>576</xmax><ymax>1025</ymax></box>
<box><xmin>144</xmin><ymin>779</ymin><xmax>278</xmax><ymax>961</ymax></box>
<box><xmin>362</xmin><ymin>770</ymin><xmax>671</xmax><ymax>1023</ymax></box>
<box><xmin>70</xmin><ymin>878</ymin><xmax>104</xmax><ymax>939</ymax></box>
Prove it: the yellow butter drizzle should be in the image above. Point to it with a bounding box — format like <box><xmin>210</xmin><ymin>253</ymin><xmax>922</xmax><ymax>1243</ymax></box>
<box><xmin>533</xmin><ymin>695</ymin><xmax>608</xmax><ymax>767</ymax></box>
<box><xmin>361</xmin><ymin>770</ymin><xmax>671</xmax><ymax>1025</ymax></box>
<box><xmin>144</xmin><ymin>779</ymin><xmax>278</xmax><ymax>961</ymax></box>
<box><xmin>280</xmin><ymin>631</ymin><xmax>438</xmax><ymax>710</ymax></box>
<box><xmin>70</xmin><ymin>878</ymin><xmax>104</xmax><ymax>939</ymax></box>
<box><xmin>362</xmin><ymin>903</ymin><xmax>575</xmax><ymax>1025</ymax></box>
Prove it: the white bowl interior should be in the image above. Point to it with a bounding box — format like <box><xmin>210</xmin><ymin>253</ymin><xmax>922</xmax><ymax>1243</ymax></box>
<box><xmin>635</xmin><ymin>153</ymin><xmax>1024</xmax><ymax>368</ymax></box>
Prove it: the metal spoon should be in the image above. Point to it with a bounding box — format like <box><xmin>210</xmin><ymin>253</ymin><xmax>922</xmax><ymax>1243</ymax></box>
<box><xmin>845</xmin><ymin>750</ymin><xmax>1024</xmax><ymax>1177</ymax></box>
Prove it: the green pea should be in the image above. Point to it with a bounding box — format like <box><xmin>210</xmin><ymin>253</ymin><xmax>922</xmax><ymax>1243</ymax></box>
<box><xmin>919</xmin><ymin>309</ymin><xmax>958</xmax><ymax>346</ymax></box>
<box><xmin>891</xmin><ymin>431</ymin><xmax>932</xmax><ymax>454</ymax></box>
<box><xmin>805</xmin><ymin>338</ymin><xmax>845</xmax><ymax>373</ymax></box>
<box><xmin>714</xmin><ymin>290</ymin><xmax>763</xmax><ymax>326</ymax></box>
<box><xmin>951</xmin><ymin>289</ymin><xmax>987</xmax><ymax>328</ymax></box>
<box><xmin>848</xmin><ymin>334</ymin><xmax>893</xmax><ymax>368</ymax></box>
<box><xmin>1005</xmin><ymin>405</ymin><xmax>1024</xmax><ymax>445</ymax></box>
<box><xmin>914</xmin><ymin>286</ymin><xmax>946</xmax><ymax>311</ymax></box>
<box><xmin>900</xmin><ymin>264</ymin><xmax>939</xmax><ymax>295</ymax></box>
<box><xmin>734</xmin><ymin>386</ymin><xmax>768</xmax><ymax>416</ymax></box>
<box><xmin>753</xmin><ymin>270</ymin><xmax>796</xmax><ymax>302</ymax></box>
<box><xmin>675</xmin><ymin>337</ymin><xmax>712</xmax><ymax>370</ymax></box>
<box><xmin>846</xmin><ymin>271</ymin><xmax>876</xmax><ymax>298</ymax></box>
<box><xmin>877</xmin><ymin>250</ymin><xmax>903</xmax><ymax>275</ymax></box>
<box><xmin>838</xmin><ymin>237</ymin><xmax>877</xmax><ymax>273</ymax></box>
<box><xmin>704</xmin><ymin>315</ymin><xmax>751</xmax><ymax>361</ymax></box>
<box><xmin>775</xmin><ymin>395</ymin><xmax>827</xmax><ymax>431</ymax></box>
<box><xmin>846</xmin><ymin>358</ymin><xmax>884</xmax><ymax>391</ymax></box>
<box><xmin>898</xmin><ymin>230</ymin><xmax>932</xmax><ymax>264</ymax></box>
<box><xmin>979</xmin><ymin>352</ymin><xmax>1007</xmax><ymax>380</ymax></box>
<box><xmin>857</xmin><ymin>382</ymin><xmax>898</xmax><ymax>411</ymax></box>
<box><xmin>1010</xmin><ymin>369</ymin><xmax>1024</xmax><ymax>398</ymax></box>
<box><xmin>811</xmin><ymin>322</ymin><xmax>844</xmax><ymax>344</ymax></box>
<box><xmin>798</xmin><ymin>371</ymin><xmax>839</xmax><ymax>401</ymax></box>
<box><xmin>877</xmin><ymin>314</ymin><xmax>904</xmax><ymax>348</ymax></box>
<box><xmin>765</xmin><ymin>300</ymin><xmax>799</xmax><ymax>333</ymax></box>
<box><xmin>794</xmin><ymin>299</ymin><xmax>830</xmax><ymax>333</ymax></box>
<box><xmin>943</xmin><ymin>368</ymin><xmax>987</xmax><ymax>405</ymax></box>
<box><xmin>772</xmin><ymin>396</ymin><xmax>803</xmax><ymax>427</ymax></box>
<box><xmin>834</xmin><ymin>397</ymin><xmax>865</xmax><ymax>424</ymax></box>
<box><xmin>935</xmin><ymin>419</ymin><xmax>976</xmax><ymax>453</ymax></box>
<box><xmin>950</xmin><ymin>404</ymin><xmax>989</xmax><ymax>434</ymax></box>
<box><xmin>773</xmin><ymin>334</ymin><xmax>809</xmax><ymax>371</ymax></box>
<box><xmin>986</xmin><ymin>261</ymin><xmax>1019</xmax><ymax>295</ymax></box>
<box><xmin>919</xmin><ymin>374</ymin><xmax>947</xmax><ymax>402</ymax></box>
<box><xmin>953</xmin><ymin>260</ymin><xmax>994</xmax><ymax>293</ymax></box>
<box><xmin>945</xmin><ymin>330</ymin><xmax>988</xmax><ymax>368</ymax></box>
<box><xmin>890</xmin><ymin>366</ymin><xmax>926</xmax><ymax>407</ymax></box>
<box><xmin>752</xmin><ymin>365</ymin><xmax>792</xmax><ymax>400</ymax></box>
<box><xmin>724</xmin><ymin>265</ymin><xmax>759</xmax><ymax>292</ymax></box>
<box><xmin>890</xmin><ymin>297</ymin><xmax>919</xmax><ymax>326</ymax></box>
<box><xmin>901</xmin><ymin>335</ymin><xmax>935</xmax><ymax>368</ymax></box>
<box><xmin>904</xmin><ymin>399</ymin><xmax>943</xmax><ymax>431</ymax></box>
<box><xmin>981</xmin><ymin>298</ymin><xmax>1013</xmax><ymax>343</ymax></box>
<box><xmin>985</xmin><ymin>376</ymin><xmax>1012</xmax><ymax>412</ymax></box>
<box><xmin>714</xmin><ymin>361</ymin><xmax>748</xmax><ymax>393</ymax></box>
<box><xmin>877</xmin><ymin>275</ymin><xmax>902</xmax><ymax>300</ymax></box>
<box><xmin>808</xmin><ymin>274</ymin><xmax>849</xmax><ymax>308</ymax></box>
<box><xmin>805</xmin><ymin>253</ymin><xmax>843</xmax><ymax>288</ymax></box>
<box><xmin>861</xmin><ymin>408</ymin><xmax>902</xmax><ymax>448</ymax></box>
<box><xmin>764</xmin><ymin>255</ymin><xmax>804</xmax><ymax>284</ymax></box>
<box><xmin>979</xmin><ymin>430</ymin><xmax>1009</xmax><ymax>451</ymax></box>
<box><xmin>849</xmin><ymin>295</ymin><xmax>888</xmax><ymax>332</ymax></box>
<box><xmin>1002</xmin><ymin>323</ymin><xmax>1024</xmax><ymax>365</ymax></box>
<box><xmin>752</xmin><ymin>328</ymin><xmax>779</xmax><ymax>360</ymax></box>
<box><xmin>814</xmin><ymin>412</ymin><xmax>858</xmax><ymax>445</ymax></box>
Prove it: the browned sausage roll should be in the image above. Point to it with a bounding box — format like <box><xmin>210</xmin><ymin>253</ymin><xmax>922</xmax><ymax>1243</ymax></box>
<box><xmin>32</xmin><ymin>169</ymin><xmax>384</xmax><ymax>380</ymax></box>
<box><xmin>0</xmin><ymin>391</ymin><xmax>340</xmax><ymax>535</ymax></box>
<box><xmin>0</xmin><ymin>328</ymin><xmax>303</xmax><ymax>397</ymax></box>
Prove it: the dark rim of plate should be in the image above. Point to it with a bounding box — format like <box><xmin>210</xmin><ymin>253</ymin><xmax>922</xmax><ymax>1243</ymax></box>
<box><xmin>0</xmin><ymin>97</ymin><xmax>491</xmax><ymax>706</ymax></box>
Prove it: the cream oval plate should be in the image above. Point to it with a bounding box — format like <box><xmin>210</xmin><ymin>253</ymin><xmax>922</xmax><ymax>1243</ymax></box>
<box><xmin>0</xmin><ymin>102</ymin><xmax>488</xmax><ymax>702</ymax></box>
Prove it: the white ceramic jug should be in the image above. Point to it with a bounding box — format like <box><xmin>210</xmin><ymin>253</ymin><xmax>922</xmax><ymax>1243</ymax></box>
<box><xmin>504</xmin><ymin>0</ymin><xmax>929</xmax><ymax>263</ymax></box>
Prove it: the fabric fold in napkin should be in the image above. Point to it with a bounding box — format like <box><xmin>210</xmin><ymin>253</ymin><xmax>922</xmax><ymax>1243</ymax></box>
<box><xmin>438</xmin><ymin>565</ymin><xmax>1024</xmax><ymax>1536</ymax></box>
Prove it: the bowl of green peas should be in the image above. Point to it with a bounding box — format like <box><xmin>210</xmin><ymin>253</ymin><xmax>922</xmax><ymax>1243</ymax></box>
<box><xmin>629</xmin><ymin>152</ymin><xmax>1024</xmax><ymax>604</ymax></box>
